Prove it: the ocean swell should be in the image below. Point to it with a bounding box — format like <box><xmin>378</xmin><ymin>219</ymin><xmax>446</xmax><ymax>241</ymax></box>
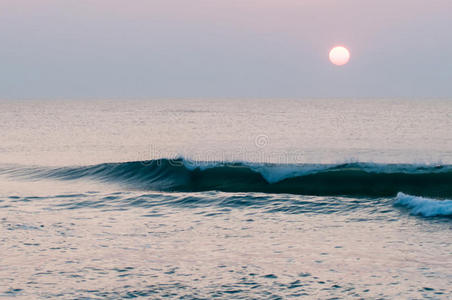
<box><xmin>1</xmin><ymin>159</ymin><xmax>452</xmax><ymax>198</ymax></box>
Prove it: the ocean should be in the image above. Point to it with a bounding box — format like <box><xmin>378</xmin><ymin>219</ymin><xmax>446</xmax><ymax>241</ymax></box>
<box><xmin>0</xmin><ymin>99</ymin><xmax>451</xmax><ymax>299</ymax></box>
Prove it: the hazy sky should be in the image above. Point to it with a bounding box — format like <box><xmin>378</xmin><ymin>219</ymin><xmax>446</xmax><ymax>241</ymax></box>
<box><xmin>1</xmin><ymin>0</ymin><xmax>451</xmax><ymax>99</ymax></box>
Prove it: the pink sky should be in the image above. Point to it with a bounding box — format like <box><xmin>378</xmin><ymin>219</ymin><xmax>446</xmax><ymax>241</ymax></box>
<box><xmin>1</xmin><ymin>0</ymin><xmax>451</xmax><ymax>98</ymax></box>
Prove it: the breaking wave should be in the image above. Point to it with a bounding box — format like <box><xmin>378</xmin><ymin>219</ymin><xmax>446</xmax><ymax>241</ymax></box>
<box><xmin>1</xmin><ymin>158</ymin><xmax>452</xmax><ymax>198</ymax></box>
<box><xmin>395</xmin><ymin>192</ymin><xmax>452</xmax><ymax>217</ymax></box>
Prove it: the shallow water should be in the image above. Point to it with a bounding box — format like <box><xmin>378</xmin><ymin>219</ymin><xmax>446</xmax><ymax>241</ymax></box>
<box><xmin>1</xmin><ymin>99</ymin><xmax>451</xmax><ymax>299</ymax></box>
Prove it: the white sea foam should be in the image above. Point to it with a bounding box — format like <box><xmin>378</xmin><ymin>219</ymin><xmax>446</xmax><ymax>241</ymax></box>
<box><xmin>179</xmin><ymin>157</ymin><xmax>450</xmax><ymax>184</ymax></box>
<box><xmin>248</xmin><ymin>164</ymin><xmax>330</xmax><ymax>183</ymax></box>
<box><xmin>179</xmin><ymin>157</ymin><xmax>333</xmax><ymax>183</ymax></box>
<box><xmin>395</xmin><ymin>192</ymin><xmax>452</xmax><ymax>217</ymax></box>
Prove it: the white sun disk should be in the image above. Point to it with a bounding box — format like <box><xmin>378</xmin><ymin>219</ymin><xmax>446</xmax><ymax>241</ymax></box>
<box><xmin>329</xmin><ymin>46</ymin><xmax>350</xmax><ymax>66</ymax></box>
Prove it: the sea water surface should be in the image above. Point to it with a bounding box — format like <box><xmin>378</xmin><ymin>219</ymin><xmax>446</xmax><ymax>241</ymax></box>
<box><xmin>0</xmin><ymin>99</ymin><xmax>451</xmax><ymax>299</ymax></box>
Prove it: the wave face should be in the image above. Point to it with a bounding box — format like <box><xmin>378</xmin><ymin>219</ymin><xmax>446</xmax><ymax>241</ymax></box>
<box><xmin>3</xmin><ymin>159</ymin><xmax>452</xmax><ymax>198</ymax></box>
<box><xmin>395</xmin><ymin>192</ymin><xmax>452</xmax><ymax>217</ymax></box>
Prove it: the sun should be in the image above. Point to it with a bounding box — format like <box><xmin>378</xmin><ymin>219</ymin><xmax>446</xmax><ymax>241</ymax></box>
<box><xmin>329</xmin><ymin>46</ymin><xmax>350</xmax><ymax>66</ymax></box>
